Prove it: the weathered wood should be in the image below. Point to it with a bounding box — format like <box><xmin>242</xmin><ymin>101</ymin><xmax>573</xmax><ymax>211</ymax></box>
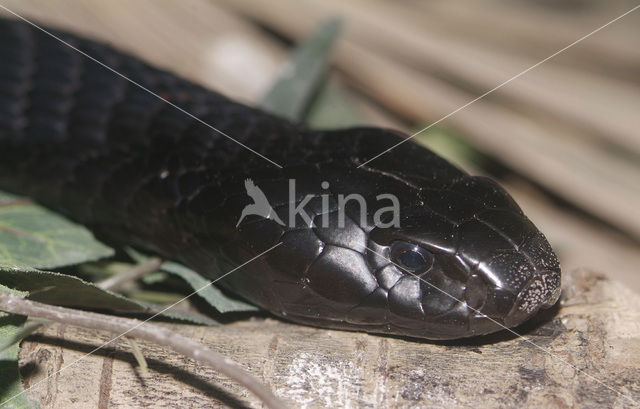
<box><xmin>18</xmin><ymin>269</ymin><xmax>640</xmax><ymax>408</ymax></box>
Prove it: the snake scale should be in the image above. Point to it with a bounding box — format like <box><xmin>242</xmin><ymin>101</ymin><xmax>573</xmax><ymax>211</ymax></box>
<box><xmin>0</xmin><ymin>17</ymin><xmax>561</xmax><ymax>340</ymax></box>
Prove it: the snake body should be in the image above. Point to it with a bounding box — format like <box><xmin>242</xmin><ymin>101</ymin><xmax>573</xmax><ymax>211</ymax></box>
<box><xmin>0</xmin><ymin>18</ymin><xmax>561</xmax><ymax>340</ymax></box>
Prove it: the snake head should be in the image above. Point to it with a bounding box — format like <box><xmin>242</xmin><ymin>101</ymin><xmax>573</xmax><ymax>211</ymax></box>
<box><xmin>226</xmin><ymin>129</ymin><xmax>561</xmax><ymax>340</ymax></box>
<box><xmin>363</xmin><ymin>175</ymin><xmax>562</xmax><ymax>339</ymax></box>
<box><xmin>230</xmin><ymin>170</ymin><xmax>561</xmax><ymax>340</ymax></box>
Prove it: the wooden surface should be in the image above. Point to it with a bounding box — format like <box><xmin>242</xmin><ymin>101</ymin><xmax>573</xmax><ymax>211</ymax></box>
<box><xmin>18</xmin><ymin>268</ymin><xmax>640</xmax><ymax>408</ymax></box>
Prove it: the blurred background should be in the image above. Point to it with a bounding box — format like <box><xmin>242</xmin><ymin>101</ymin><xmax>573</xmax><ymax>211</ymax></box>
<box><xmin>1</xmin><ymin>0</ymin><xmax>639</xmax><ymax>291</ymax></box>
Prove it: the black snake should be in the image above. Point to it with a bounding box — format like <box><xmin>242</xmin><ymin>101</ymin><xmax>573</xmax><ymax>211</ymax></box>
<box><xmin>0</xmin><ymin>17</ymin><xmax>561</xmax><ymax>340</ymax></box>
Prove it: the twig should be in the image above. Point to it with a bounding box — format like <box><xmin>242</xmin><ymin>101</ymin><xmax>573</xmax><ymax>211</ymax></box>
<box><xmin>126</xmin><ymin>337</ymin><xmax>149</xmax><ymax>377</ymax></box>
<box><xmin>97</xmin><ymin>257</ymin><xmax>163</xmax><ymax>291</ymax></box>
<box><xmin>0</xmin><ymin>293</ymin><xmax>289</xmax><ymax>409</ymax></box>
<box><xmin>0</xmin><ymin>197</ymin><xmax>33</xmax><ymax>208</ymax></box>
<box><xmin>3</xmin><ymin>258</ymin><xmax>164</xmax><ymax>354</ymax></box>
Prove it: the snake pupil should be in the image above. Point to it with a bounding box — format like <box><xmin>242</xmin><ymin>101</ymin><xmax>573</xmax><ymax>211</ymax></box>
<box><xmin>390</xmin><ymin>241</ymin><xmax>434</xmax><ymax>272</ymax></box>
<box><xmin>400</xmin><ymin>250</ymin><xmax>426</xmax><ymax>270</ymax></box>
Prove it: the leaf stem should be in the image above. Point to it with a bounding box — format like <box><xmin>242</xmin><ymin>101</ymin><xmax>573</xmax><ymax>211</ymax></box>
<box><xmin>97</xmin><ymin>257</ymin><xmax>163</xmax><ymax>291</ymax></box>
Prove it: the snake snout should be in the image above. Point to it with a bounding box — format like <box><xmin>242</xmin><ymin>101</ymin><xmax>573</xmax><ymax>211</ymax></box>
<box><xmin>503</xmin><ymin>269</ymin><xmax>561</xmax><ymax>327</ymax></box>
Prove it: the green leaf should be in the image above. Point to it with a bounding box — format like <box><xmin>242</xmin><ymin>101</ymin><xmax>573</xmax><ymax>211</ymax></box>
<box><xmin>415</xmin><ymin>128</ymin><xmax>486</xmax><ymax>173</ymax></box>
<box><xmin>161</xmin><ymin>261</ymin><xmax>259</xmax><ymax>314</ymax></box>
<box><xmin>127</xmin><ymin>249</ymin><xmax>258</xmax><ymax>314</ymax></box>
<box><xmin>0</xmin><ymin>191</ymin><xmax>113</xmax><ymax>269</ymax></box>
<box><xmin>0</xmin><ymin>285</ymin><xmax>39</xmax><ymax>409</ymax></box>
<box><xmin>260</xmin><ymin>18</ymin><xmax>342</xmax><ymax>122</ymax></box>
<box><xmin>0</xmin><ymin>264</ymin><xmax>218</xmax><ymax>325</ymax></box>
<box><xmin>305</xmin><ymin>79</ymin><xmax>369</xmax><ymax>129</ymax></box>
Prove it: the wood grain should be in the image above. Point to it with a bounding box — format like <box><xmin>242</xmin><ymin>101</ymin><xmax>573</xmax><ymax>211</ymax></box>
<box><xmin>18</xmin><ymin>268</ymin><xmax>640</xmax><ymax>408</ymax></box>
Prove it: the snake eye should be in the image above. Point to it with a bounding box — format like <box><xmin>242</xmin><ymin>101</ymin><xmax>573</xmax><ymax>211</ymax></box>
<box><xmin>390</xmin><ymin>241</ymin><xmax>434</xmax><ymax>273</ymax></box>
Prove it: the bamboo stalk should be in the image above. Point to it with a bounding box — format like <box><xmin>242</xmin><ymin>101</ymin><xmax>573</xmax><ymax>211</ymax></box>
<box><xmin>216</xmin><ymin>0</ymin><xmax>640</xmax><ymax>239</ymax></box>
<box><xmin>0</xmin><ymin>0</ymin><xmax>285</xmax><ymax>102</ymax></box>
<box><xmin>274</xmin><ymin>0</ymin><xmax>640</xmax><ymax>155</ymax></box>
<box><xmin>408</xmin><ymin>0</ymin><xmax>640</xmax><ymax>73</ymax></box>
